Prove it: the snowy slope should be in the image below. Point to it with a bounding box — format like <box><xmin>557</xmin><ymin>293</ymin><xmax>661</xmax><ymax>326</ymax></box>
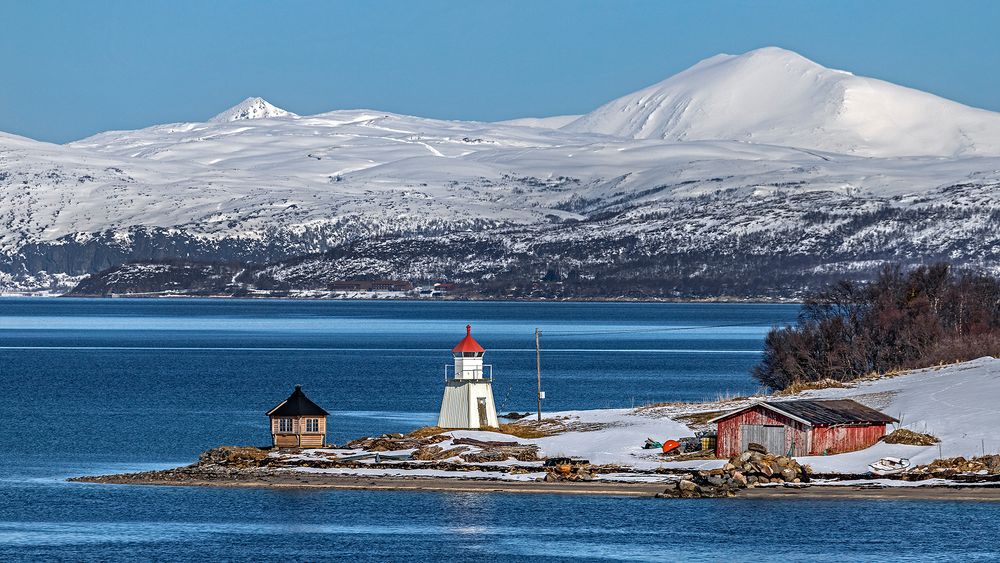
<box><xmin>782</xmin><ymin>358</ymin><xmax>1000</xmax><ymax>473</ymax></box>
<box><xmin>564</xmin><ymin>47</ymin><xmax>1000</xmax><ymax>157</ymax></box>
<box><xmin>496</xmin><ymin>115</ymin><xmax>581</xmax><ymax>129</ymax></box>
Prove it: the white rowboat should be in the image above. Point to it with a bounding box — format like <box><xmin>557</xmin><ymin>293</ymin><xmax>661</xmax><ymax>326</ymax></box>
<box><xmin>869</xmin><ymin>456</ymin><xmax>911</xmax><ymax>475</ymax></box>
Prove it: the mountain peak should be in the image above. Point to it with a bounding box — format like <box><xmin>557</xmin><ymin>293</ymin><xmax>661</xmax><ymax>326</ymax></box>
<box><xmin>564</xmin><ymin>47</ymin><xmax>1000</xmax><ymax>157</ymax></box>
<box><xmin>209</xmin><ymin>97</ymin><xmax>294</xmax><ymax>123</ymax></box>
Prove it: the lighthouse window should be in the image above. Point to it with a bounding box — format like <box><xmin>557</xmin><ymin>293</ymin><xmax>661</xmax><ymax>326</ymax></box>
<box><xmin>278</xmin><ymin>418</ymin><xmax>293</xmax><ymax>432</ymax></box>
<box><xmin>305</xmin><ymin>419</ymin><xmax>320</xmax><ymax>432</ymax></box>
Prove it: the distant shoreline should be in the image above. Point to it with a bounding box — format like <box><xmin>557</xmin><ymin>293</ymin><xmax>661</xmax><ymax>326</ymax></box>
<box><xmin>70</xmin><ymin>470</ymin><xmax>1000</xmax><ymax>501</ymax></box>
<box><xmin>3</xmin><ymin>292</ymin><xmax>801</xmax><ymax>305</ymax></box>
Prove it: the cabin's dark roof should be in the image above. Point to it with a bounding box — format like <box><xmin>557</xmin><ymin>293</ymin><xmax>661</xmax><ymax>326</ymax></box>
<box><xmin>762</xmin><ymin>399</ymin><xmax>896</xmax><ymax>425</ymax></box>
<box><xmin>267</xmin><ymin>385</ymin><xmax>329</xmax><ymax>417</ymax></box>
<box><xmin>711</xmin><ymin>399</ymin><xmax>897</xmax><ymax>426</ymax></box>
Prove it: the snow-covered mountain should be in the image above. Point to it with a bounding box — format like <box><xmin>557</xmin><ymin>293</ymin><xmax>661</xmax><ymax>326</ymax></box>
<box><xmin>3</xmin><ymin>47</ymin><xmax>1000</xmax><ymax>295</ymax></box>
<box><xmin>564</xmin><ymin>47</ymin><xmax>1000</xmax><ymax>157</ymax></box>
<box><xmin>208</xmin><ymin>96</ymin><xmax>295</xmax><ymax>122</ymax></box>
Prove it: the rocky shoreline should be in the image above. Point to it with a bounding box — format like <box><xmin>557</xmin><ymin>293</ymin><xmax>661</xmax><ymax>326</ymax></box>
<box><xmin>68</xmin><ymin>465</ymin><xmax>1000</xmax><ymax>501</ymax></box>
<box><xmin>67</xmin><ymin>444</ymin><xmax>1000</xmax><ymax>501</ymax></box>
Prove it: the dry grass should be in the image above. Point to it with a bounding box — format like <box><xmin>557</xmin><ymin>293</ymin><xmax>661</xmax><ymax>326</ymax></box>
<box><xmin>883</xmin><ymin>428</ymin><xmax>940</xmax><ymax>446</ymax></box>
<box><xmin>406</xmin><ymin>422</ymin><xmax>564</xmax><ymax>440</ymax></box>
<box><xmin>496</xmin><ymin>422</ymin><xmax>556</xmax><ymax>439</ymax></box>
<box><xmin>405</xmin><ymin>426</ymin><xmax>446</xmax><ymax>439</ymax></box>
<box><xmin>776</xmin><ymin>378</ymin><xmax>847</xmax><ymax>395</ymax></box>
<box><xmin>633</xmin><ymin>401</ymin><xmax>685</xmax><ymax>412</ymax></box>
<box><xmin>675</xmin><ymin>410</ymin><xmax>727</xmax><ymax>427</ymax></box>
<box><xmin>713</xmin><ymin>391</ymin><xmax>750</xmax><ymax>403</ymax></box>
<box><xmin>634</xmin><ymin>395</ymin><xmax>751</xmax><ymax>414</ymax></box>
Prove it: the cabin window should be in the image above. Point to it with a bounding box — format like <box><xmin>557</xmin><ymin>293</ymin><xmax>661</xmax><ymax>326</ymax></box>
<box><xmin>278</xmin><ymin>418</ymin><xmax>293</xmax><ymax>433</ymax></box>
<box><xmin>305</xmin><ymin>418</ymin><xmax>320</xmax><ymax>432</ymax></box>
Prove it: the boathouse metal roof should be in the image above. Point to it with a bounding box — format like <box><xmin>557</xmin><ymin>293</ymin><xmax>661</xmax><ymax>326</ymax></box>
<box><xmin>708</xmin><ymin>398</ymin><xmax>897</xmax><ymax>426</ymax></box>
<box><xmin>266</xmin><ymin>385</ymin><xmax>329</xmax><ymax>417</ymax></box>
<box><xmin>452</xmin><ymin>324</ymin><xmax>486</xmax><ymax>353</ymax></box>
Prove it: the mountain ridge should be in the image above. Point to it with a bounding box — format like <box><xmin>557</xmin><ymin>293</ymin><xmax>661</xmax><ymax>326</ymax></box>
<box><xmin>3</xmin><ymin>47</ymin><xmax>1000</xmax><ymax>295</ymax></box>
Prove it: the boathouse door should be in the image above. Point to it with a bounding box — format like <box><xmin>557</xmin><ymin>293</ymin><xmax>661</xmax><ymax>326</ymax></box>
<box><xmin>477</xmin><ymin>398</ymin><xmax>489</xmax><ymax>427</ymax></box>
<box><xmin>740</xmin><ymin>424</ymin><xmax>785</xmax><ymax>455</ymax></box>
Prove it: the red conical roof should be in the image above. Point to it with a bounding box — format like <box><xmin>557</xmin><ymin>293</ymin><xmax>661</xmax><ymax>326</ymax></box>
<box><xmin>452</xmin><ymin>324</ymin><xmax>485</xmax><ymax>353</ymax></box>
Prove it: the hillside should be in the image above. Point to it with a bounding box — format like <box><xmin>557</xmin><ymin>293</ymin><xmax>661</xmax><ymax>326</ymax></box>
<box><xmin>3</xmin><ymin>47</ymin><xmax>1000</xmax><ymax>296</ymax></box>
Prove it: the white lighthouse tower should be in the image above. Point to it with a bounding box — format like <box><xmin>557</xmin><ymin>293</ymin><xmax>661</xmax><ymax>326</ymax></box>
<box><xmin>437</xmin><ymin>325</ymin><xmax>499</xmax><ymax>429</ymax></box>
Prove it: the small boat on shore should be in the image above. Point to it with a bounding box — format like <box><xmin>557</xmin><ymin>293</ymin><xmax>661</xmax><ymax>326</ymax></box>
<box><xmin>869</xmin><ymin>457</ymin><xmax>911</xmax><ymax>476</ymax></box>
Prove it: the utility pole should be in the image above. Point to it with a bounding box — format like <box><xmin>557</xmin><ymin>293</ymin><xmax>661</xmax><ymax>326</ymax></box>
<box><xmin>535</xmin><ymin>328</ymin><xmax>543</xmax><ymax>422</ymax></box>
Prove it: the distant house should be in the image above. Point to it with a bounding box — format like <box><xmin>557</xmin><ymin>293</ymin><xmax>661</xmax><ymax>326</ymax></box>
<box><xmin>329</xmin><ymin>280</ymin><xmax>413</xmax><ymax>292</ymax></box>
<box><xmin>266</xmin><ymin>385</ymin><xmax>329</xmax><ymax>448</ymax></box>
<box><xmin>710</xmin><ymin>399</ymin><xmax>897</xmax><ymax>457</ymax></box>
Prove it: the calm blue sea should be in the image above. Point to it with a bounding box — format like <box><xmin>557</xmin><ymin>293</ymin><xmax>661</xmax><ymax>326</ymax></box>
<box><xmin>1</xmin><ymin>298</ymin><xmax>997</xmax><ymax>561</ymax></box>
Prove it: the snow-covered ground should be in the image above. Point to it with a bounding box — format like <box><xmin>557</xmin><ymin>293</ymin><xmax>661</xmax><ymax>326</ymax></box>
<box><xmin>789</xmin><ymin>358</ymin><xmax>1000</xmax><ymax>473</ymax></box>
<box><xmin>271</xmin><ymin>358</ymin><xmax>1000</xmax><ymax>483</ymax></box>
<box><xmin>457</xmin><ymin>358</ymin><xmax>1000</xmax><ymax>475</ymax></box>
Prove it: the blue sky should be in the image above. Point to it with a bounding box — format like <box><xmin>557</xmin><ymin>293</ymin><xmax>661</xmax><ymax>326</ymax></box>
<box><xmin>3</xmin><ymin>0</ymin><xmax>999</xmax><ymax>143</ymax></box>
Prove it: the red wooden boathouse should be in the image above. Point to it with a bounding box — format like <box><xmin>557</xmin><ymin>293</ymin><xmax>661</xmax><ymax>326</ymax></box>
<box><xmin>710</xmin><ymin>399</ymin><xmax>897</xmax><ymax>458</ymax></box>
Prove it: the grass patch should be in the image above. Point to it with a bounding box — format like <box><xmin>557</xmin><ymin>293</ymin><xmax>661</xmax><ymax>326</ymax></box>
<box><xmin>775</xmin><ymin>378</ymin><xmax>846</xmax><ymax>395</ymax></box>
<box><xmin>496</xmin><ymin>422</ymin><xmax>556</xmax><ymax>439</ymax></box>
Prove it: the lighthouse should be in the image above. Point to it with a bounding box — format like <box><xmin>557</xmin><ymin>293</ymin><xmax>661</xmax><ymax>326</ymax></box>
<box><xmin>437</xmin><ymin>325</ymin><xmax>499</xmax><ymax>429</ymax></box>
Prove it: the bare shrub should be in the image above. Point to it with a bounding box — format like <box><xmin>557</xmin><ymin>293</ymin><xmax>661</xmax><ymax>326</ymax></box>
<box><xmin>754</xmin><ymin>264</ymin><xmax>1000</xmax><ymax>390</ymax></box>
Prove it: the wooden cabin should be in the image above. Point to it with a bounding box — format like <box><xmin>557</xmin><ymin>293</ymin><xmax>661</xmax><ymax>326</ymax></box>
<box><xmin>266</xmin><ymin>385</ymin><xmax>329</xmax><ymax>448</ymax></box>
<box><xmin>710</xmin><ymin>399</ymin><xmax>897</xmax><ymax>458</ymax></box>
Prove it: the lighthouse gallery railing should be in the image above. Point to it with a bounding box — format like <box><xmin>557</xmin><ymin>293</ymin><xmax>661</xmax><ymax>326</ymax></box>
<box><xmin>443</xmin><ymin>364</ymin><xmax>493</xmax><ymax>381</ymax></box>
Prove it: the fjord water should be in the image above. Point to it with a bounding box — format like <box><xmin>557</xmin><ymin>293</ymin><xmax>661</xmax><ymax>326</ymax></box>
<box><xmin>1</xmin><ymin>298</ymin><xmax>998</xmax><ymax>562</ymax></box>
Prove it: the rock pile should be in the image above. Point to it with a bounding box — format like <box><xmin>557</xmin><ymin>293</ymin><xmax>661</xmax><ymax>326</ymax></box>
<box><xmin>542</xmin><ymin>457</ymin><xmax>594</xmax><ymax>481</ymax></box>
<box><xmin>198</xmin><ymin>446</ymin><xmax>272</xmax><ymax>468</ymax></box>
<box><xmin>461</xmin><ymin>446</ymin><xmax>540</xmax><ymax>463</ymax></box>
<box><xmin>411</xmin><ymin>444</ymin><xmax>469</xmax><ymax>461</ymax></box>
<box><xmin>905</xmin><ymin>455</ymin><xmax>1000</xmax><ymax>480</ymax></box>
<box><xmin>657</xmin><ymin>443</ymin><xmax>810</xmax><ymax>498</ymax></box>
<box><xmin>346</xmin><ymin>432</ymin><xmax>448</xmax><ymax>452</ymax></box>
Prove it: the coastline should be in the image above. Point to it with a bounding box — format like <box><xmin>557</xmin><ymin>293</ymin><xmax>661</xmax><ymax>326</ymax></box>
<box><xmin>69</xmin><ymin>470</ymin><xmax>1000</xmax><ymax>501</ymax></box>
<box><xmin>4</xmin><ymin>292</ymin><xmax>799</xmax><ymax>304</ymax></box>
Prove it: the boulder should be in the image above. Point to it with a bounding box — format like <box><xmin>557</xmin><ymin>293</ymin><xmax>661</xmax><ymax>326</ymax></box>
<box><xmin>679</xmin><ymin>479</ymin><xmax>699</xmax><ymax>492</ymax></box>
